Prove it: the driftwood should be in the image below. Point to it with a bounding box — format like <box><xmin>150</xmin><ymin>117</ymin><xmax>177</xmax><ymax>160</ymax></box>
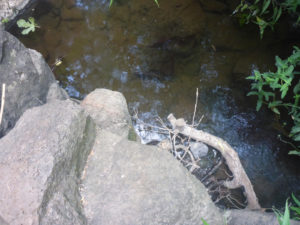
<box><xmin>0</xmin><ymin>84</ymin><xmax>5</xmax><ymax>126</ymax></box>
<box><xmin>168</xmin><ymin>113</ymin><xmax>261</xmax><ymax>210</ymax></box>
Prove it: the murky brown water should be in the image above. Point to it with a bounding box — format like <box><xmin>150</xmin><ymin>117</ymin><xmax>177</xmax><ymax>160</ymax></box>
<box><xmin>11</xmin><ymin>0</ymin><xmax>300</xmax><ymax>207</ymax></box>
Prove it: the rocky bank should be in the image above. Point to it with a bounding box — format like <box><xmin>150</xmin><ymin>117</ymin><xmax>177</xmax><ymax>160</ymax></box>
<box><xmin>1</xmin><ymin>3</ymin><xmax>300</xmax><ymax>225</ymax></box>
<box><xmin>0</xmin><ymin>28</ymin><xmax>225</xmax><ymax>225</ymax></box>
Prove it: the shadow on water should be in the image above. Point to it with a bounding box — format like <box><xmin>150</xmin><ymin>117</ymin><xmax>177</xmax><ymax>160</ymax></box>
<box><xmin>10</xmin><ymin>0</ymin><xmax>300</xmax><ymax>208</ymax></box>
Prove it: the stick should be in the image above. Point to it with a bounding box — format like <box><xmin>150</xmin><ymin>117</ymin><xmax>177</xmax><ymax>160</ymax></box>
<box><xmin>0</xmin><ymin>83</ymin><xmax>5</xmax><ymax>126</ymax></box>
<box><xmin>167</xmin><ymin>114</ymin><xmax>261</xmax><ymax>210</ymax></box>
<box><xmin>192</xmin><ymin>88</ymin><xmax>198</xmax><ymax>127</ymax></box>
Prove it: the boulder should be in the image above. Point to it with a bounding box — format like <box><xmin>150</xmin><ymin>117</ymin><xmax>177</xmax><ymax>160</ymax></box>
<box><xmin>80</xmin><ymin>129</ymin><xmax>224</xmax><ymax>225</ymax></box>
<box><xmin>81</xmin><ymin>89</ymin><xmax>132</xmax><ymax>138</ymax></box>
<box><xmin>0</xmin><ymin>30</ymin><xmax>66</xmax><ymax>137</ymax></box>
<box><xmin>0</xmin><ymin>216</ymin><xmax>8</xmax><ymax>225</ymax></box>
<box><xmin>46</xmin><ymin>82</ymin><xmax>69</xmax><ymax>102</ymax></box>
<box><xmin>80</xmin><ymin>89</ymin><xmax>224</xmax><ymax>225</ymax></box>
<box><xmin>0</xmin><ymin>100</ymin><xmax>96</xmax><ymax>225</ymax></box>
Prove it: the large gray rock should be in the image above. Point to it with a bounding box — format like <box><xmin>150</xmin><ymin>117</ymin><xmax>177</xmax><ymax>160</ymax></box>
<box><xmin>46</xmin><ymin>82</ymin><xmax>69</xmax><ymax>102</ymax></box>
<box><xmin>0</xmin><ymin>30</ymin><xmax>66</xmax><ymax>137</ymax></box>
<box><xmin>80</xmin><ymin>89</ymin><xmax>224</xmax><ymax>225</ymax></box>
<box><xmin>81</xmin><ymin>89</ymin><xmax>132</xmax><ymax>137</ymax></box>
<box><xmin>0</xmin><ymin>100</ymin><xmax>95</xmax><ymax>225</ymax></box>
<box><xmin>80</xmin><ymin>130</ymin><xmax>224</xmax><ymax>225</ymax></box>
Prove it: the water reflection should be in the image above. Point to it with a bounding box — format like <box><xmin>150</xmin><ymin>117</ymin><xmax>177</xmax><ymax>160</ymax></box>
<box><xmin>12</xmin><ymin>0</ymin><xmax>300</xmax><ymax>207</ymax></box>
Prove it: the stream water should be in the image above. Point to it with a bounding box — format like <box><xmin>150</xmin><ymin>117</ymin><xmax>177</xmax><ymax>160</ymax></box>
<box><xmin>11</xmin><ymin>0</ymin><xmax>300</xmax><ymax>208</ymax></box>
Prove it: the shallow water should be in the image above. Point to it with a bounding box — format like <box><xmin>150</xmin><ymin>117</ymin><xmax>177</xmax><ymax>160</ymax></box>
<box><xmin>12</xmin><ymin>0</ymin><xmax>300</xmax><ymax>207</ymax></box>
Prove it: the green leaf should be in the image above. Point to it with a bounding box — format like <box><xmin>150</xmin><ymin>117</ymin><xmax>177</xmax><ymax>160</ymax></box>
<box><xmin>17</xmin><ymin>19</ymin><xmax>29</xmax><ymax>28</ymax></box>
<box><xmin>268</xmin><ymin>101</ymin><xmax>282</xmax><ymax>107</ymax></box>
<box><xmin>282</xmin><ymin>200</ymin><xmax>291</xmax><ymax>225</ymax></box>
<box><xmin>276</xmin><ymin>56</ymin><xmax>285</xmax><ymax>68</ymax></box>
<box><xmin>21</xmin><ymin>27</ymin><xmax>33</xmax><ymax>35</ymax></box>
<box><xmin>246</xmin><ymin>75</ymin><xmax>256</xmax><ymax>80</ymax></box>
<box><xmin>28</xmin><ymin>17</ymin><xmax>35</xmax><ymax>24</ymax></box>
<box><xmin>263</xmin><ymin>91</ymin><xmax>275</xmax><ymax>101</ymax></box>
<box><xmin>109</xmin><ymin>0</ymin><xmax>113</xmax><ymax>7</ymax></box>
<box><xmin>291</xmin><ymin>126</ymin><xmax>300</xmax><ymax>135</ymax></box>
<box><xmin>291</xmin><ymin>206</ymin><xmax>300</xmax><ymax>215</ymax></box>
<box><xmin>256</xmin><ymin>99</ymin><xmax>263</xmax><ymax>111</ymax></box>
<box><xmin>17</xmin><ymin>17</ymin><xmax>38</xmax><ymax>35</ymax></box>
<box><xmin>1</xmin><ymin>18</ymin><xmax>9</xmax><ymax>24</ymax></box>
<box><xmin>261</xmin><ymin>0</ymin><xmax>271</xmax><ymax>15</ymax></box>
<box><xmin>288</xmin><ymin>150</ymin><xmax>300</xmax><ymax>156</ymax></box>
<box><xmin>201</xmin><ymin>218</ymin><xmax>209</xmax><ymax>225</ymax></box>
<box><xmin>293</xmin><ymin>134</ymin><xmax>300</xmax><ymax>141</ymax></box>
<box><xmin>292</xmin><ymin>194</ymin><xmax>300</xmax><ymax>207</ymax></box>
<box><xmin>286</xmin><ymin>65</ymin><xmax>295</xmax><ymax>76</ymax></box>
<box><xmin>241</xmin><ymin>4</ymin><xmax>249</xmax><ymax>12</ymax></box>
<box><xmin>281</xmin><ymin>83</ymin><xmax>290</xmax><ymax>99</ymax></box>
<box><xmin>247</xmin><ymin>91</ymin><xmax>259</xmax><ymax>96</ymax></box>
<box><xmin>154</xmin><ymin>0</ymin><xmax>159</xmax><ymax>7</ymax></box>
<box><xmin>293</xmin><ymin>81</ymin><xmax>300</xmax><ymax>94</ymax></box>
<box><xmin>274</xmin><ymin>6</ymin><xmax>282</xmax><ymax>23</ymax></box>
<box><xmin>271</xmin><ymin>107</ymin><xmax>280</xmax><ymax>114</ymax></box>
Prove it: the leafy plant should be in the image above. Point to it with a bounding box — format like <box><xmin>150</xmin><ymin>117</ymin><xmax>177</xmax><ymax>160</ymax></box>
<box><xmin>233</xmin><ymin>0</ymin><xmax>300</xmax><ymax>38</ymax></box>
<box><xmin>17</xmin><ymin>17</ymin><xmax>39</xmax><ymax>35</ymax></box>
<box><xmin>291</xmin><ymin>193</ymin><xmax>300</xmax><ymax>220</ymax></box>
<box><xmin>274</xmin><ymin>200</ymin><xmax>291</xmax><ymax>225</ymax></box>
<box><xmin>247</xmin><ymin>46</ymin><xmax>300</xmax><ymax>155</ymax></box>
<box><xmin>1</xmin><ymin>18</ymin><xmax>9</xmax><ymax>24</ymax></box>
<box><xmin>274</xmin><ymin>194</ymin><xmax>300</xmax><ymax>224</ymax></box>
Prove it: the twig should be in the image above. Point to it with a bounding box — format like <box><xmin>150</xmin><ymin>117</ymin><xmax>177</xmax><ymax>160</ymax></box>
<box><xmin>201</xmin><ymin>158</ymin><xmax>223</xmax><ymax>182</ymax></box>
<box><xmin>226</xmin><ymin>195</ymin><xmax>244</xmax><ymax>209</ymax></box>
<box><xmin>156</xmin><ymin>116</ymin><xmax>169</xmax><ymax>130</ymax></box>
<box><xmin>228</xmin><ymin>195</ymin><xmax>247</xmax><ymax>208</ymax></box>
<box><xmin>194</xmin><ymin>114</ymin><xmax>204</xmax><ymax>127</ymax></box>
<box><xmin>0</xmin><ymin>83</ymin><xmax>6</xmax><ymax>126</ymax></box>
<box><xmin>192</xmin><ymin>88</ymin><xmax>199</xmax><ymax>127</ymax></box>
<box><xmin>176</xmin><ymin>144</ymin><xmax>199</xmax><ymax>172</ymax></box>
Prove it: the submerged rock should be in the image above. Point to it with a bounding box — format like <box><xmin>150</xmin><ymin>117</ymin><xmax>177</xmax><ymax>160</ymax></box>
<box><xmin>190</xmin><ymin>141</ymin><xmax>209</xmax><ymax>158</ymax></box>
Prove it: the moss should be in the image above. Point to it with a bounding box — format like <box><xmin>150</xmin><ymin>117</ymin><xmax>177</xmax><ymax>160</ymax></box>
<box><xmin>128</xmin><ymin>125</ymin><xmax>137</xmax><ymax>141</ymax></box>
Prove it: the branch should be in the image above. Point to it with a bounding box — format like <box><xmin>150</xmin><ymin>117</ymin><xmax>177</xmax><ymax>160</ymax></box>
<box><xmin>0</xmin><ymin>84</ymin><xmax>6</xmax><ymax>126</ymax></box>
<box><xmin>167</xmin><ymin>113</ymin><xmax>261</xmax><ymax>210</ymax></box>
